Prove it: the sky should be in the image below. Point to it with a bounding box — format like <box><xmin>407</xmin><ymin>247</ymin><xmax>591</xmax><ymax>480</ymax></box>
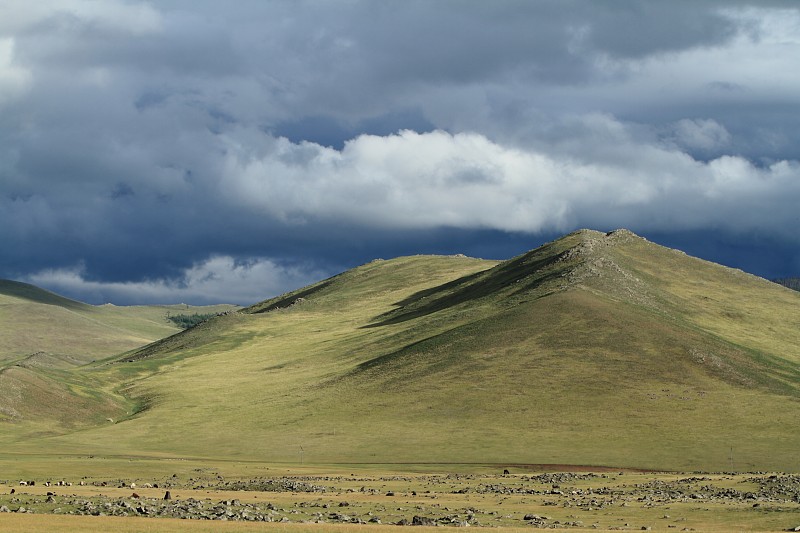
<box><xmin>1</xmin><ymin>0</ymin><xmax>800</xmax><ymax>305</ymax></box>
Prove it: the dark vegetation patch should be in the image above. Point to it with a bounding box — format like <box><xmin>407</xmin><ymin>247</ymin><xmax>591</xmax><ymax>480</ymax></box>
<box><xmin>774</xmin><ymin>277</ymin><xmax>800</xmax><ymax>291</ymax></box>
<box><xmin>165</xmin><ymin>313</ymin><xmax>218</xmax><ymax>329</ymax></box>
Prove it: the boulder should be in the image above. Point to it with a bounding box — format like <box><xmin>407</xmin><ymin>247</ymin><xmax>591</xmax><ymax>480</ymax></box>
<box><xmin>412</xmin><ymin>515</ymin><xmax>437</xmax><ymax>526</ymax></box>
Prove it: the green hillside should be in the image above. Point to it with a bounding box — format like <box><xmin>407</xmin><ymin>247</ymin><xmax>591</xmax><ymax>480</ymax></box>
<box><xmin>0</xmin><ymin>279</ymin><xmax>239</xmax><ymax>364</ymax></box>
<box><xmin>2</xmin><ymin>230</ymin><xmax>799</xmax><ymax>472</ymax></box>
<box><xmin>0</xmin><ymin>281</ymin><xmax>239</xmax><ymax>429</ymax></box>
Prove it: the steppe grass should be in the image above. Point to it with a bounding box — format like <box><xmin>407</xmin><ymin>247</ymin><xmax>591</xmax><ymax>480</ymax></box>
<box><xmin>0</xmin><ymin>285</ymin><xmax>238</xmax><ymax>366</ymax></box>
<box><xmin>1</xmin><ymin>468</ymin><xmax>799</xmax><ymax>532</ymax></box>
<box><xmin>0</xmin><ymin>515</ymin><xmax>448</xmax><ymax>533</ymax></box>
<box><xmin>0</xmin><ymin>281</ymin><xmax>237</xmax><ymax>430</ymax></box>
<box><xmin>610</xmin><ymin>236</ymin><xmax>800</xmax><ymax>365</ymax></box>
<box><xmin>1</xmin><ymin>516</ymin><xmax>501</xmax><ymax>533</ymax></box>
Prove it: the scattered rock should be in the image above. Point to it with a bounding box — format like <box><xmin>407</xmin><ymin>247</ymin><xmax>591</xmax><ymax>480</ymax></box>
<box><xmin>524</xmin><ymin>513</ymin><xmax>549</xmax><ymax>521</ymax></box>
<box><xmin>412</xmin><ymin>515</ymin><xmax>436</xmax><ymax>526</ymax></box>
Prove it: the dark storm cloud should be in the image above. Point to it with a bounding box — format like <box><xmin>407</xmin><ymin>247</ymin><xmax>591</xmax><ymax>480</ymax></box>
<box><xmin>1</xmin><ymin>0</ymin><xmax>799</xmax><ymax>304</ymax></box>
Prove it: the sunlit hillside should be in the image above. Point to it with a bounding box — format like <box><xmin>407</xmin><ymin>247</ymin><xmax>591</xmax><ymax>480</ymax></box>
<box><xmin>2</xmin><ymin>230</ymin><xmax>799</xmax><ymax>472</ymax></box>
<box><xmin>0</xmin><ymin>279</ymin><xmax>238</xmax><ymax>428</ymax></box>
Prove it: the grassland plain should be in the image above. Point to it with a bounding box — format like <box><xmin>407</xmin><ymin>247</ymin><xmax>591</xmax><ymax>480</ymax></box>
<box><xmin>1</xmin><ymin>465</ymin><xmax>799</xmax><ymax>532</ymax></box>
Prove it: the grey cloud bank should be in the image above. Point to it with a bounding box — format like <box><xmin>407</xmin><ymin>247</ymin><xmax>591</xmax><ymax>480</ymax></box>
<box><xmin>1</xmin><ymin>1</ymin><xmax>799</xmax><ymax>304</ymax></box>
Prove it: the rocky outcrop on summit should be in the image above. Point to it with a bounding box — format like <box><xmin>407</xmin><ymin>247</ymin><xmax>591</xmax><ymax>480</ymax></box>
<box><xmin>556</xmin><ymin>229</ymin><xmax>658</xmax><ymax>309</ymax></box>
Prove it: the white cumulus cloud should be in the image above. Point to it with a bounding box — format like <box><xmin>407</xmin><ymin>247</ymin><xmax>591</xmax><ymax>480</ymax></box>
<box><xmin>219</xmin><ymin>124</ymin><xmax>800</xmax><ymax>239</ymax></box>
<box><xmin>26</xmin><ymin>256</ymin><xmax>327</xmax><ymax>306</ymax></box>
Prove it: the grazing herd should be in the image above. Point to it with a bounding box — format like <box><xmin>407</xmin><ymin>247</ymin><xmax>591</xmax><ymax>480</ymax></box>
<box><xmin>13</xmin><ymin>478</ymin><xmax>173</xmax><ymax>500</ymax></box>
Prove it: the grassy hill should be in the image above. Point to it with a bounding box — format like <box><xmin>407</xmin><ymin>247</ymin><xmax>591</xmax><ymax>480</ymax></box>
<box><xmin>0</xmin><ymin>279</ymin><xmax>91</xmax><ymax>310</ymax></box>
<box><xmin>0</xmin><ymin>279</ymin><xmax>238</xmax><ymax>366</ymax></box>
<box><xmin>2</xmin><ymin>230</ymin><xmax>799</xmax><ymax>472</ymax></box>
<box><xmin>0</xmin><ymin>280</ymin><xmax>239</xmax><ymax>428</ymax></box>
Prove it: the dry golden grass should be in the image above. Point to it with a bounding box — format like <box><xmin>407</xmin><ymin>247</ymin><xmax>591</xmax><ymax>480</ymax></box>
<box><xmin>1</xmin><ymin>468</ymin><xmax>799</xmax><ymax>532</ymax></box>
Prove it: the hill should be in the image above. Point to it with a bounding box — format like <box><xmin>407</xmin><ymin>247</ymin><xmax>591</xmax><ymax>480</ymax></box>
<box><xmin>0</xmin><ymin>280</ymin><xmax>239</xmax><ymax>428</ymax></box>
<box><xmin>0</xmin><ymin>279</ymin><xmax>91</xmax><ymax>310</ymax></box>
<box><xmin>2</xmin><ymin>230</ymin><xmax>799</xmax><ymax>472</ymax></box>
<box><xmin>0</xmin><ymin>279</ymin><xmax>238</xmax><ymax>366</ymax></box>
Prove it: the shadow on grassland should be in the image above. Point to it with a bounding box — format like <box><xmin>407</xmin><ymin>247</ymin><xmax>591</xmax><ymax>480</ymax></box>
<box><xmin>364</xmin><ymin>248</ymin><xmax>569</xmax><ymax>328</ymax></box>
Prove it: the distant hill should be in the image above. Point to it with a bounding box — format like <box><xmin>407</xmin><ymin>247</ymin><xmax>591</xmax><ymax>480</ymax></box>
<box><xmin>0</xmin><ymin>278</ymin><xmax>238</xmax><ymax>367</ymax></box>
<box><xmin>774</xmin><ymin>277</ymin><xmax>800</xmax><ymax>291</ymax></box>
<box><xmin>0</xmin><ymin>279</ymin><xmax>90</xmax><ymax>310</ymax></box>
<box><xmin>0</xmin><ymin>280</ymin><xmax>239</xmax><ymax>428</ymax></box>
<box><xmin>2</xmin><ymin>230</ymin><xmax>799</xmax><ymax>472</ymax></box>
